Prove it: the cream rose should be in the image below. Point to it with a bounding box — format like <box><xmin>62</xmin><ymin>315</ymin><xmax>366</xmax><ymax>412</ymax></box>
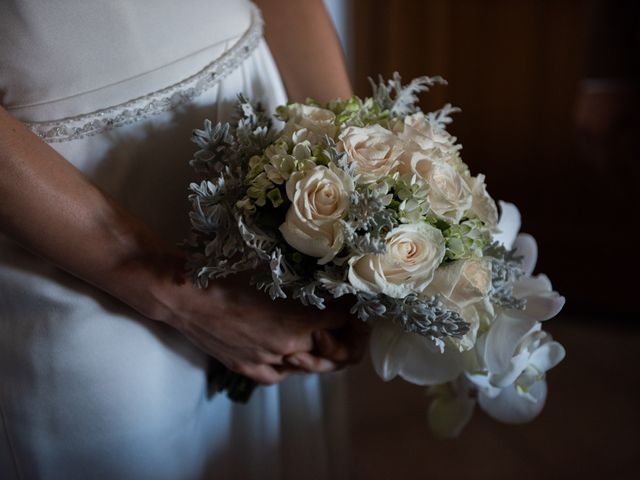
<box><xmin>423</xmin><ymin>258</ymin><xmax>492</xmax><ymax>351</ymax></box>
<box><xmin>469</xmin><ymin>174</ymin><xmax>499</xmax><ymax>231</ymax></box>
<box><xmin>281</xmin><ymin>104</ymin><xmax>338</xmax><ymax>143</ymax></box>
<box><xmin>339</xmin><ymin>124</ymin><xmax>404</xmax><ymax>183</ymax></box>
<box><xmin>279</xmin><ymin>164</ymin><xmax>352</xmax><ymax>264</ymax></box>
<box><xmin>348</xmin><ymin>223</ymin><xmax>446</xmax><ymax>298</ymax></box>
<box><xmin>405</xmin><ymin>154</ymin><xmax>472</xmax><ymax>223</ymax></box>
<box><xmin>398</xmin><ymin>112</ymin><xmax>458</xmax><ymax>155</ymax></box>
<box><xmin>427</xmin><ymin>258</ymin><xmax>492</xmax><ymax>309</ymax></box>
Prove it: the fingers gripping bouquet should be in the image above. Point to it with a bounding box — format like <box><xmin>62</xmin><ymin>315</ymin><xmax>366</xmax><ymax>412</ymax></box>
<box><xmin>185</xmin><ymin>73</ymin><xmax>566</xmax><ymax>436</ymax></box>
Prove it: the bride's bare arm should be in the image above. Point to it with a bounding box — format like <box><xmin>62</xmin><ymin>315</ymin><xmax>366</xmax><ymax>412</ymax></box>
<box><xmin>0</xmin><ymin>106</ymin><xmax>350</xmax><ymax>383</ymax></box>
<box><xmin>0</xmin><ymin>108</ymin><xmax>158</xmax><ymax>310</ymax></box>
<box><xmin>256</xmin><ymin>0</ymin><xmax>353</xmax><ymax>102</ymax></box>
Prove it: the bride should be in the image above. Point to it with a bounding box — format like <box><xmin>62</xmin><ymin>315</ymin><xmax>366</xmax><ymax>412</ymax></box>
<box><xmin>0</xmin><ymin>1</ymin><xmax>364</xmax><ymax>478</ymax></box>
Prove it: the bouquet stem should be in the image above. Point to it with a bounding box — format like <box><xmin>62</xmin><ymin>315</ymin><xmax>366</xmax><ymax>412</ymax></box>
<box><xmin>208</xmin><ymin>359</ymin><xmax>257</xmax><ymax>403</ymax></box>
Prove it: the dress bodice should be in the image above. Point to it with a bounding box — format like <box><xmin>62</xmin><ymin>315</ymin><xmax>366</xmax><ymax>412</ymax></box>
<box><xmin>0</xmin><ymin>0</ymin><xmax>254</xmax><ymax>122</ymax></box>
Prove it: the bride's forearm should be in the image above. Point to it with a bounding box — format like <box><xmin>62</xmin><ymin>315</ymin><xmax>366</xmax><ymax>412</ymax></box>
<box><xmin>0</xmin><ymin>107</ymin><xmax>177</xmax><ymax>320</ymax></box>
<box><xmin>256</xmin><ymin>0</ymin><xmax>353</xmax><ymax>103</ymax></box>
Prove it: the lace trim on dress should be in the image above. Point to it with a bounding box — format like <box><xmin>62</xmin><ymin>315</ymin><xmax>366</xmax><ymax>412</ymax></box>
<box><xmin>25</xmin><ymin>4</ymin><xmax>263</xmax><ymax>144</ymax></box>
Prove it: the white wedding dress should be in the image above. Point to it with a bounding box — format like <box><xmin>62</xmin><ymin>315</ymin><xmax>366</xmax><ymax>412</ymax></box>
<box><xmin>0</xmin><ymin>1</ymin><xmax>347</xmax><ymax>479</ymax></box>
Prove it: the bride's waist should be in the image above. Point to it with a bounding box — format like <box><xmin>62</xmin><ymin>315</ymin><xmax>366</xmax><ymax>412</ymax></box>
<box><xmin>5</xmin><ymin>38</ymin><xmax>234</xmax><ymax>123</ymax></box>
<box><xmin>1</xmin><ymin>2</ymin><xmax>260</xmax><ymax>124</ymax></box>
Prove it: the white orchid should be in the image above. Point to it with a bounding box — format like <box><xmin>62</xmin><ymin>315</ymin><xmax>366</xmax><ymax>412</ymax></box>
<box><xmin>425</xmin><ymin>202</ymin><xmax>566</xmax><ymax>436</ymax></box>
<box><xmin>370</xmin><ymin>319</ymin><xmax>466</xmax><ymax>385</ymax></box>
<box><xmin>427</xmin><ymin>319</ymin><xmax>564</xmax><ymax>438</ymax></box>
<box><xmin>468</xmin><ymin>321</ymin><xmax>565</xmax><ymax>423</ymax></box>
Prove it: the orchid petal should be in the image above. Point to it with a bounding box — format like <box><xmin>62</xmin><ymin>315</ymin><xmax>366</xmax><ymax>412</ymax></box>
<box><xmin>399</xmin><ymin>335</ymin><xmax>465</xmax><ymax>385</ymax></box>
<box><xmin>483</xmin><ymin>315</ymin><xmax>539</xmax><ymax>374</ymax></box>
<box><xmin>488</xmin><ymin>351</ymin><xmax>530</xmax><ymax>388</ymax></box>
<box><xmin>509</xmin><ymin>292</ymin><xmax>565</xmax><ymax>321</ymax></box>
<box><xmin>465</xmin><ymin>372</ymin><xmax>502</xmax><ymax>398</ymax></box>
<box><xmin>369</xmin><ymin>320</ymin><xmax>409</xmax><ymax>381</ymax></box>
<box><xmin>478</xmin><ymin>379</ymin><xmax>547</xmax><ymax>424</ymax></box>
<box><xmin>529</xmin><ymin>341</ymin><xmax>566</xmax><ymax>373</ymax></box>
<box><xmin>513</xmin><ymin>233</ymin><xmax>537</xmax><ymax>275</ymax></box>
<box><xmin>513</xmin><ymin>274</ymin><xmax>552</xmax><ymax>296</ymax></box>
<box><xmin>493</xmin><ymin>201</ymin><xmax>521</xmax><ymax>249</ymax></box>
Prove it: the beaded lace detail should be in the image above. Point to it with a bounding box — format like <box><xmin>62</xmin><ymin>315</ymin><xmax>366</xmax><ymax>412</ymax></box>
<box><xmin>25</xmin><ymin>4</ymin><xmax>263</xmax><ymax>143</ymax></box>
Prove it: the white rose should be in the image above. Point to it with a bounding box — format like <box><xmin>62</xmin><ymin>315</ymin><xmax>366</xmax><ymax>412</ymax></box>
<box><xmin>279</xmin><ymin>164</ymin><xmax>352</xmax><ymax>264</ymax></box>
<box><xmin>427</xmin><ymin>258</ymin><xmax>492</xmax><ymax>309</ymax></box>
<box><xmin>398</xmin><ymin>112</ymin><xmax>458</xmax><ymax>154</ymax></box>
<box><xmin>454</xmin><ymin>307</ymin><xmax>480</xmax><ymax>352</ymax></box>
<box><xmin>422</xmin><ymin>258</ymin><xmax>491</xmax><ymax>352</ymax></box>
<box><xmin>281</xmin><ymin>104</ymin><xmax>338</xmax><ymax>142</ymax></box>
<box><xmin>448</xmin><ymin>297</ymin><xmax>496</xmax><ymax>353</ymax></box>
<box><xmin>339</xmin><ymin>124</ymin><xmax>404</xmax><ymax>184</ymax></box>
<box><xmin>469</xmin><ymin>174</ymin><xmax>499</xmax><ymax>231</ymax></box>
<box><xmin>348</xmin><ymin>223</ymin><xmax>445</xmax><ymax>298</ymax></box>
<box><xmin>406</xmin><ymin>154</ymin><xmax>472</xmax><ymax>222</ymax></box>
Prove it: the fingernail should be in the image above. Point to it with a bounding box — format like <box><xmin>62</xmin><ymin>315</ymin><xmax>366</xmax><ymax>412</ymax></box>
<box><xmin>318</xmin><ymin>359</ymin><xmax>337</xmax><ymax>372</ymax></box>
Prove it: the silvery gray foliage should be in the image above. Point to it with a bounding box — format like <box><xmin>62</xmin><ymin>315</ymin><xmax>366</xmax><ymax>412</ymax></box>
<box><xmin>188</xmin><ymin>179</ymin><xmax>228</xmax><ymax>236</ymax></box>
<box><xmin>350</xmin><ymin>292</ymin><xmax>388</xmax><ymax>321</ymax></box>
<box><xmin>317</xmin><ymin>266</ymin><xmax>357</xmax><ymax>298</ymax></box>
<box><xmin>237</xmin><ymin>214</ymin><xmax>276</xmax><ymax>261</ymax></box>
<box><xmin>369</xmin><ymin>72</ymin><xmax>447</xmax><ymax>117</ymax></box>
<box><xmin>343</xmin><ymin>185</ymin><xmax>397</xmax><ymax>255</ymax></box>
<box><xmin>346</xmin><ymin>230</ymin><xmax>387</xmax><ymax>255</ymax></box>
<box><xmin>190</xmin><ymin>95</ymin><xmax>276</xmax><ymax>177</ymax></box>
<box><xmin>426</xmin><ymin>103</ymin><xmax>461</xmax><ymax>128</ymax></box>
<box><xmin>234</xmin><ymin>94</ymin><xmax>272</xmax><ymax>130</ymax></box>
<box><xmin>255</xmin><ymin>248</ymin><xmax>300</xmax><ymax>300</ymax></box>
<box><xmin>186</xmin><ymin>96</ymin><xmax>282</xmax><ymax>287</ymax></box>
<box><xmin>233</xmin><ymin>94</ymin><xmax>278</xmax><ymax>159</ymax></box>
<box><xmin>350</xmin><ymin>292</ymin><xmax>469</xmax><ymax>350</ymax></box>
<box><xmin>187</xmin><ymin>178</ymin><xmax>253</xmax><ymax>287</ymax></box>
<box><xmin>190</xmin><ymin>120</ymin><xmax>234</xmax><ymax>175</ymax></box>
<box><xmin>293</xmin><ymin>282</ymin><xmax>326</xmax><ymax>310</ymax></box>
<box><xmin>322</xmin><ymin>135</ymin><xmax>350</xmax><ymax>171</ymax></box>
<box><xmin>484</xmin><ymin>242</ymin><xmax>527</xmax><ymax>310</ymax></box>
<box><xmin>386</xmin><ymin>294</ymin><xmax>468</xmax><ymax>340</ymax></box>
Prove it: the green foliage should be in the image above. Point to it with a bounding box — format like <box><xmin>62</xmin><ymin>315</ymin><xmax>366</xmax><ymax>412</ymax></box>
<box><xmin>443</xmin><ymin>218</ymin><xmax>491</xmax><ymax>261</ymax></box>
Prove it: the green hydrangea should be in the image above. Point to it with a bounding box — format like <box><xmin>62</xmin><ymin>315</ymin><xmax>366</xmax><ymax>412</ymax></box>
<box><xmin>266</xmin><ymin>187</ymin><xmax>284</xmax><ymax>208</ymax></box>
<box><xmin>443</xmin><ymin>218</ymin><xmax>491</xmax><ymax>261</ymax></box>
<box><xmin>393</xmin><ymin>174</ymin><xmax>430</xmax><ymax>223</ymax></box>
<box><xmin>246</xmin><ymin>172</ymin><xmax>275</xmax><ymax>207</ymax></box>
<box><xmin>330</xmin><ymin>96</ymin><xmax>364</xmax><ymax>126</ymax></box>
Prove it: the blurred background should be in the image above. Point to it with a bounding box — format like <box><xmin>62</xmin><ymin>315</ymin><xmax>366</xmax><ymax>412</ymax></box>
<box><xmin>322</xmin><ymin>0</ymin><xmax>639</xmax><ymax>478</ymax></box>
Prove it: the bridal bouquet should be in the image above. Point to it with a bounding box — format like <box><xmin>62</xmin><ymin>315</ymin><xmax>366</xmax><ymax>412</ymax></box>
<box><xmin>184</xmin><ymin>73</ymin><xmax>566</xmax><ymax>436</ymax></box>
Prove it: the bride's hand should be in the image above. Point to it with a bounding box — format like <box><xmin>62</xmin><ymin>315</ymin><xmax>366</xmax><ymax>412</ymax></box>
<box><xmin>285</xmin><ymin>301</ymin><xmax>370</xmax><ymax>373</ymax></box>
<box><xmin>145</xmin><ymin>265</ymin><xmax>353</xmax><ymax>385</ymax></box>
